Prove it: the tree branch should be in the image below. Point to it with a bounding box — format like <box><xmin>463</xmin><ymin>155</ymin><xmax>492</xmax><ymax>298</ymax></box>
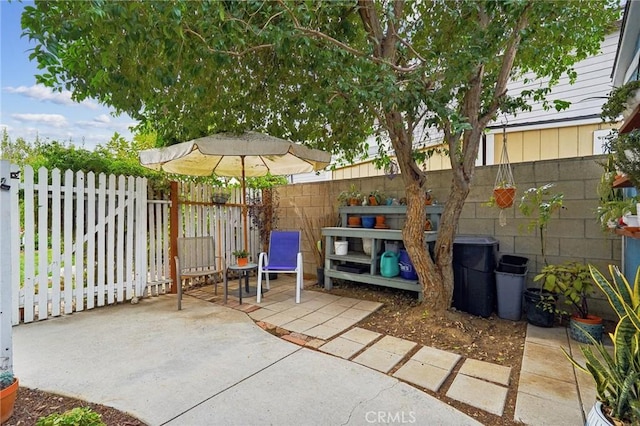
<box><xmin>183</xmin><ymin>27</ymin><xmax>274</xmax><ymax>57</ymax></box>
<box><xmin>357</xmin><ymin>0</ymin><xmax>384</xmax><ymax>57</ymax></box>
<box><xmin>277</xmin><ymin>0</ymin><xmax>418</xmax><ymax>73</ymax></box>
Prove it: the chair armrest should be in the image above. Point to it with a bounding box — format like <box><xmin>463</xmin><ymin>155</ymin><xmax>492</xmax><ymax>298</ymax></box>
<box><xmin>258</xmin><ymin>252</ymin><xmax>268</xmax><ymax>269</ymax></box>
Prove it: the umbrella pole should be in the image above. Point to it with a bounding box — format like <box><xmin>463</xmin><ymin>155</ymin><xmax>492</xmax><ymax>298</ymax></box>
<box><xmin>241</xmin><ymin>156</ymin><xmax>248</xmax><ymax>251</ymax></box>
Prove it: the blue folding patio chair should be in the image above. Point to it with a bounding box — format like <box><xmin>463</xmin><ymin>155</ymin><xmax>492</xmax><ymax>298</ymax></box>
<box><xmin>257</xmin><ymin>230</ymin><xmax>303</xmax><ymax>304</ymax></box>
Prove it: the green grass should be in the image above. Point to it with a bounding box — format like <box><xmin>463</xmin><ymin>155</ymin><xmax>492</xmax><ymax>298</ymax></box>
<box><xmin>19</xmin><ymin>248</ymin><xmax>53</xmax><ymax>287</ymax></box>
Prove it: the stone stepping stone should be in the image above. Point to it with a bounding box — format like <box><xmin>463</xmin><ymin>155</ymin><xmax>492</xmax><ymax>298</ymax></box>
<box><xmin>458</xmin><ymin>358</ymin><xmax>511</xmax><ymax>386</ymax></box>
<box><xmin>393</xmin><ymin>346</ymin><xmax>461</xmax><ymax>392</ymax></box>
<box><xmin>446</xmin><ymin>374</ymin><xmax>508</xmax><ymax>416</ymax></box>
<box><xmin>353</xmin><ymin>336</ymin><xmax>417</xmax><ymax>373</ymax></box>
<box><xmin>319</xmin><ymin>327</ymin><xmax>381</xmax><ymax>359</ymax></box>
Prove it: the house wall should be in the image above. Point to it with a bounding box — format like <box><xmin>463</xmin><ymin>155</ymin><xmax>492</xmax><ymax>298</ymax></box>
<box><xmin>279</xmin><ymin>155</ymin><xmax>620</xmax><ymax>320</ymax></box>
<box><xmin>501</xmin><ymin>31</ymin><xmax>619</xmax><ymax>127</ymax></box>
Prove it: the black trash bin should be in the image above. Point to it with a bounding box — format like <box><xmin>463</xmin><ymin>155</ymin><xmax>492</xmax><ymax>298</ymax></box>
<box><xmin>452</xmin><ymin>235</ymin><xmax>499</xmax><ymax>317</ymax></box>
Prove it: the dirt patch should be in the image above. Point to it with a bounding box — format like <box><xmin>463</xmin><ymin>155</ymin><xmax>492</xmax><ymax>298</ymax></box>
<box><xmin>6</xmin><ymin>387</ymin><xmax>146</xmax><ymax>425</ymax></box>
<box><xmin>319</xmin><ymin>280</ymin><xmax>526</xmax><ymax>426</ymax></box>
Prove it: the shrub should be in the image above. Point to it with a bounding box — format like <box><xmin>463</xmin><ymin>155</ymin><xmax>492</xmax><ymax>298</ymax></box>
<box><xmin>36</xmin><ymin>407</ymin><xmax>105</xmax><ymax>426</ymax></box>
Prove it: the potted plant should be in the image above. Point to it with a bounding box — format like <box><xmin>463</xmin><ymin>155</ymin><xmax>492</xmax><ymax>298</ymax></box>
<box><xmin>596</xmin><ymin>199</ymin><xmax>636</xmax><ymax>231</ymax></box>
<box><xmin>212</xmin><ymin>186</ymin><xmax>232</xmax><ymax>204</ymax></box>
<box><xmin>0</xmin><ymin>371</ymin><xmax>18</xmax><ymax>424</ymax></box>
<box><xmin>368</xmin><ymin>190</ymin><xmax>386</xmax><ymax>206</ymax></box>
<box><xmin>601</xmin><ymin>79</ymin><xmax>640</xmax><ymax>123</ymax></box>
<box><xmin>424</xmin><ymin>189</ymin><xmax>433</xmax><ymax>205</ymax></box>
<box><xmin>519</xmin><ymin>183</ymin><xmax>565</xmax><ymax>327</ymax></box>
<box><xmin>493</xmin><ymin>181</ymin><xmax>517</xmax><ymax>209</ymax></box>
<box><xmin>604</xmin><ymin>129</ymin><xmax>640</xmax><ymax>189</ymax></box>
<box><xmin>563</xmin><ymin>264</ymin><xmax>640</xmax><ymax>425</ymax></box>
<box><xmin>232</xmin><ymin>249</ymin><xmax>250</xmax><ymax>267</ymax></box>
<box><xmin>534</xmin><ymin>261</ymin><xmax>604</xmax><ymax>342</ymax></box>
<box><xmin>338</xmin><ymin>184</ymin><xmax>363</xmax><ymax>206</ymax></box>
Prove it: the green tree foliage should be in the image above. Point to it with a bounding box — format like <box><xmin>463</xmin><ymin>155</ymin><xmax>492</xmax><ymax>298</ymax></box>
<box><xmin>1</xmin><ymin>129</ymin><xmax>162</xmax><ymax>179</ymax></box>
<box><xmin>21</xmin><ymin>0</ymin><xmax>619</xmax><ymax>311</ymax></box>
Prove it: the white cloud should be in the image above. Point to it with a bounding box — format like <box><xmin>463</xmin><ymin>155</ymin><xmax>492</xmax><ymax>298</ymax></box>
<box><xmin>94</xmin><ymin>114</ymin><xmax>111</xmax><ymax>124</ymax></box>
<box><xmin>76</xmin><ymin>116</ymin><xmax>135</xmax><ymax>134</ymax></box>
<box><xmin>4</xmin><ymin>84</ymin><xmax>99</xmax><ymax>110</ymax></box>
<box><xmin>11</xmin><ymin>113</ymin><xmax>68</xmax><ymax>128</ymax></box>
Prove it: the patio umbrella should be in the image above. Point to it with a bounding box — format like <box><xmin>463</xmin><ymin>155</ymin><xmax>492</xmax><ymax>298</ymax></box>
<box><xmin>139</xmin><ymin>131</ymin><xmax>331</xmax><ymax>249</ymax></box>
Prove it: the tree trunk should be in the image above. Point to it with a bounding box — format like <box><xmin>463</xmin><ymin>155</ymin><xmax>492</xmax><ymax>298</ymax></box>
<box><xmin>262</xmin><ymin>188</ymin><xmax>273</xmax><ymax>253</ymax></box>
<box><xmin>433</xmin><ymin>176</ymin><xmax>470</xmax><ymax>309</ymax></box>
<box><xmin>402</xmin><ymin>180</ymin><xmax>447</xmax><ymax>311</ymax></box>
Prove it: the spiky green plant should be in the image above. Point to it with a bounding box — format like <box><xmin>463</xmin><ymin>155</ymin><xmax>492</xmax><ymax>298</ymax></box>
<box><xmin>562</xmin><ymin>265</ymin><xmax>640</xmax><ymax>425</ymax></box>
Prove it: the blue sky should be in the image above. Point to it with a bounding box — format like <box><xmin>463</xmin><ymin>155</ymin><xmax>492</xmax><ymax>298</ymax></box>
<box><xmin>0</xmin><ymin>1</ymin><xmax>136</xmax><ymax>150</ymax></box>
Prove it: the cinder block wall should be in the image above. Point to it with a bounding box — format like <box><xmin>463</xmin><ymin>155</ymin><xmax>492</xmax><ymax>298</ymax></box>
<box><xmin>277</xmin><ymin>155</ymin><xmax>620</xmax><ymax>319</ymax></box>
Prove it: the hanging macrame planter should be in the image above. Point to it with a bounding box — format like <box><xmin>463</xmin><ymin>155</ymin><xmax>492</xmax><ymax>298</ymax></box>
<box><xmin>493</xmin><ymin>127</ymin><xmax>516</xmax><ymax>226</ymax></box>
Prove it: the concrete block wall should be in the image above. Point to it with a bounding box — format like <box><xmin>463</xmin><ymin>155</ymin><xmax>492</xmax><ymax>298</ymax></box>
<box><xmin>277</xmin><ymin>155</ymin><xmax>621</xmax><ymax>319</ymax></box>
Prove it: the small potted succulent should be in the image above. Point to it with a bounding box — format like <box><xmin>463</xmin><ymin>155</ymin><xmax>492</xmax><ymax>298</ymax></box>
<box><xmin>232</xmin><ymin>249</ymin><xmax>250</xmax><ymax>267</ymax></box>
<box><xmin>0</xmin><ymin>370</ymin><xmax>18</xmax><ymax>424</ymax></box>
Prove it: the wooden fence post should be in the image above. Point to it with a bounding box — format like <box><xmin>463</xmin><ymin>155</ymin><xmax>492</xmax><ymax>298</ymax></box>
<box><xmin>169</xmin><ymin>181</ymin><xmax>179</xmax><ymax>294</ymax></box>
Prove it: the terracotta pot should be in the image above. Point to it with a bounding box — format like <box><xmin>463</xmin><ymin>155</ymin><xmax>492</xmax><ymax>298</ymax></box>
<box><xmin>348</xmin><ymin>198</ymin><xmax>360</xmax><ymax>206</ymax></box>
<box><xmin>237</xmin><ymin>257</ymin><xmax>248</xmax><ymax>267</ymax></box>
<box><xmin>368</xmin><ymin>196</ymin><xmax>379</xmax><ymax>206</ymax></box>
<box><xmin>375</xmin><ymin>215</ymin><xmax>386</xmax><ymax>226</ymax></box>
<box><xmin>425</xmin><ymin>193</ymin><xmax>433</xmax><ymax>205</ymax></box>
<box><xmin>347</xmin><ymin>216</ymin><xmax>361</xmax><ymax>226</ymax></box>
<box><xmin>0</xmin><ymin>377</ymin><xmax>18</xmax><ymax>424</ymax></box>
<box><xmin>493</xmin><ymin>187</ymin><xmax>516</xmax><ymax>209</ymax></box>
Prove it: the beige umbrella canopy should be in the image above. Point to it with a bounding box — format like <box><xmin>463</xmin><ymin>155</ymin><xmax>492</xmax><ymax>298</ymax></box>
<box><xmin>139</xmin><ymin>131</ymin><xmax>331</xmax><ymax>248</ymax></box>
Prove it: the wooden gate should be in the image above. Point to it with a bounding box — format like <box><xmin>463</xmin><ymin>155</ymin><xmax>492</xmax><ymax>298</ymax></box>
<box><xmin>9</xmin><ymin>165</ymin><xmax>149</xmax><ymax>324</ymax></box>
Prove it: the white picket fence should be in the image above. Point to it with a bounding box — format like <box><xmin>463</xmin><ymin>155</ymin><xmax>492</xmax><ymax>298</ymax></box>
<box><xmin>176</xmin><ymin>181</ymin><xmax>260</xmax><ymax>270</ymax></box>
<box><xmin>11</xmin><ymin>165</ymin><xmax>150</xmax><ymax>324</ymax></box>
<box><xmin>9</xmin><ymin>165</ymin><xmax>262</xmax><ymax>324</ymax></box>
